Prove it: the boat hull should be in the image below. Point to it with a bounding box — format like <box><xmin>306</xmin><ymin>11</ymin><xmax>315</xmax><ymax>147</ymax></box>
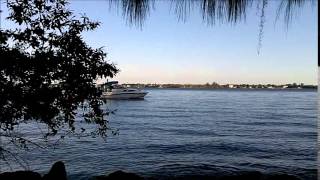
<box><xmin>102</xmin><ymin>92</ymin><xmax>148</xmax><ymax>99</ymax></box>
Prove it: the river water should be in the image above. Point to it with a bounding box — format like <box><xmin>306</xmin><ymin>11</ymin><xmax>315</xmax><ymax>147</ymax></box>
<box><xmin>0</xmin><ymin>88</ymin><xmax>317</xmax><ymax>179</ymax></box>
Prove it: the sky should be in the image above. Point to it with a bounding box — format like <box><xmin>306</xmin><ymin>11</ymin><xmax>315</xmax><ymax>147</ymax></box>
<box><xmin>1</xmin><ymin>0</ymin><xmax>318</xmax><ymax>85</ymax></box>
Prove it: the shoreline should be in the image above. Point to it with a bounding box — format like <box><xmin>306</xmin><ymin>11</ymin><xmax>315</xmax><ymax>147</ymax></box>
<box><xmin>142</xmin><ymin>87</ymin><xmax>317</xmax><ymax>91</ymax></box>
<box><xmin>1</xmin><ymin>162</ymin><xmax>316</xmax><ymax>180</ymax></box>
<box><xmin>1</xmin><ymin>169</ymin><xmax>315</xmax><ymax>180</ymax></box>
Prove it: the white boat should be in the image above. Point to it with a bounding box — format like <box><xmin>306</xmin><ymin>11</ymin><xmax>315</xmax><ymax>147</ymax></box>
<box><xmin>100</xmin><ymin>81</ymin><xmax>148</xmax><ymax>99</ymax></box>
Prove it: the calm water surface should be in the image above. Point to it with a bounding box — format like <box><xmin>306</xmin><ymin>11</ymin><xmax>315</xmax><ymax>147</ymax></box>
<box><xmin>1</xmin><ymin>89</ymin><xmax>317</xmax><ymax>179</ymax></box>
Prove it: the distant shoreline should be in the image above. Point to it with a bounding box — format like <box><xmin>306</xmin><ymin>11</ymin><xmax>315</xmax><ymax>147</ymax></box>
<box><xmin>139</xmin><ymin>87</ymin><xmax>317</xmax><ymax>93</ymax></box>
<box><xmin>120</xmin><ymin>83</ymin><xmax>317</xmax><ymax>90</ymax></box>
<box><xmin>142</xmin><ymin>87</ymin><xmax>317</xmax><ymax>90</ymax></box>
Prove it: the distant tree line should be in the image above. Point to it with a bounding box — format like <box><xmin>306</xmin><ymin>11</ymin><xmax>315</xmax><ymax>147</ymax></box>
<box><xmin>122</xmin><ymin>82</ymin><xmax>317</xmax><ymax>89</ymax></box>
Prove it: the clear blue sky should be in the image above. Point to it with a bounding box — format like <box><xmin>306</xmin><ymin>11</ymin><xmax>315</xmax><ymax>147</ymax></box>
<box><xmin>1</xmin><ymin>1</ymin><xmax>318</xmax><ymax>85</ymax></box>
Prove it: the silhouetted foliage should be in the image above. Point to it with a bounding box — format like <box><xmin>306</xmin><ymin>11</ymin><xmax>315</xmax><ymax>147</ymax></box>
<box><xmin>108</xmin><ymin>0</ymin><xmax>315</xmax><ymax>53</ymax></box>
<box><xmin>108</xmin><ymin>0</ymin><xmax>313</xmax><ymax>26</ymax></box>
<box><xmin>0</xmin><ymin>0</ymin><xmax>118</xmax><ymax>148</ymax></box>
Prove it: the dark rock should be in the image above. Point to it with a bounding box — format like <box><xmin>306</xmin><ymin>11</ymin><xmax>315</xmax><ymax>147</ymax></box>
<box><xmin>92</xmin><ymin>170</ymin><xmax>304</xmax><ymax>180</ymax></box>
<box><xmin>0</xmin><ymin>171</ymin><xmax>42</xmax><ymax>180</ymax></box>
<box><xmin>218</xmin><ymin>172</ymin><xmax>301</xmax><ymax>180</ymax></box>
<box><xmin>265</xmin><ymin>174</ymin><xmax>301</xmax><ymax>180</ymax></box>
<box><xmin>95</xmin><ymin>170</ymin><xmax>144</xmax><ymax>180</ymax></box>
<box><xmin>42</xmin><ymin>161</ymin><xmax>67</xmax><ymax>180</ymax></box>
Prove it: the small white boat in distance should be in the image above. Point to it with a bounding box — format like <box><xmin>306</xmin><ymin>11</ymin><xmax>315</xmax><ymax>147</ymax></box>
<box><xmin>99</xmin><ymin>81</ymin><xmax>148</xmax><ymax>99</ymax></box>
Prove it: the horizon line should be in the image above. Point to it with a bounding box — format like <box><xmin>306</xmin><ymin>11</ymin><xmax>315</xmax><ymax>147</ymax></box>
<box><xmin>97</xmin><ymin>81</ymin><xmax>317</xmax><ymax>86</ymax></box>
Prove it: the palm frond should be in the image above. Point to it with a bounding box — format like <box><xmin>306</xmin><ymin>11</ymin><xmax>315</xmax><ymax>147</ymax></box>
<box><xmin>109</xmin><ymin>0</ymin><xmax>154</xmax><ymax>27</ymax></box>
<box><xmin>199</xmin><ymin>0</ymin><xmax>252</xmax><ymax>25</ymax></box>
<box><xmin>276</xmin><ymin>0</ymin><xmax>309</xmax><ymax>27</ymax></box>
<box><xmin>171</xmin><ymin>0</ymin><xmax>196</xmax><ymax>22</ymax></box>
<box><xmin>106</xmin><ymin>0</ymin><xmax>315</xmax><ymax>54</ymax></box>
<box><xmin>107</xmin><ymin>0</ymin><xmax>313</xmax><ymax>27</ymax></box>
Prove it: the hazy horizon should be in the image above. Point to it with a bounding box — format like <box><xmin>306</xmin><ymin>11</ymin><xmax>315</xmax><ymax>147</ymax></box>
<box><xmin>96</xmin><ymin>79</ymin><xmax>317</xmax><ymax>86</ymax></box>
